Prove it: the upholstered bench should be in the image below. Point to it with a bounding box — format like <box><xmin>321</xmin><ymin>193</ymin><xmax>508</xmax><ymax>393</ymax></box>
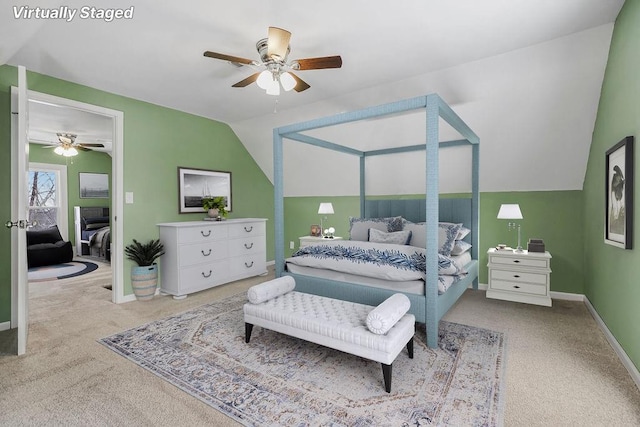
<box><xmin>243</xmin><ymin>276</ymin><xmax>415</xmax><ymax>393</ymax></box>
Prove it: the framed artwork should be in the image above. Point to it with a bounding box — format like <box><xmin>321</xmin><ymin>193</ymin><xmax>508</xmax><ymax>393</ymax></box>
<box><xmin>178</xmin><ymin>167</ymin><xmax>232</xmax><ymax>214</ymax></box>
<box><xmin>79</xmin><ymin>172</ymin><xmax>109</xmax><ymax>198</ymax></box>
<box><xmin>310</xmin><ymin>224</ymin><xmax>321</xmax><ymax>237</ymax></box>
<box><xmin>605</xmin><ymin>136</ymin><xmax>634</xmax><ymax>249</ymax></box>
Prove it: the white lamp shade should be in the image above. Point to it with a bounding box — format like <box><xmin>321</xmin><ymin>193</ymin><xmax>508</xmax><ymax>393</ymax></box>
<box><xmin>280</xmin><ymin>72</ymin><xmax>296</xmax><ymax>91</ymax></box>
<box><xmin>256</xmin><ymin>70</ymin><xmax>272</xmax><ymax>90</ymax></box>
<box><xmin>318</xmin><ymin>202</ymin><xmax>334</xmax><ymax>215</ymax></box>
<box><xmin>497</xmin><ymin>204</ymin><xmax>523</xmax><ymax>219</ymax></box>
<box><xmin>54</xmin><ymin>146</ymin><xmax>64</xmax><ymax>155</ymax></box>
<box><xmin>265</xmin><ymin>78</ymin><xmax>280</xmax><ymax>96</ymax></box>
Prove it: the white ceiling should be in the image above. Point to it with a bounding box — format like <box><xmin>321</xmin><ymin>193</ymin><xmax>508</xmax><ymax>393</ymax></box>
<box><xmin>2</xmin><ymin>0</ymin><xmax>625</xmax><ymax>193</ymax></box>
<box><xmin>2</xmin><ymin>0</ymin><xmax>623</xmax><ymax>124</ymax></box>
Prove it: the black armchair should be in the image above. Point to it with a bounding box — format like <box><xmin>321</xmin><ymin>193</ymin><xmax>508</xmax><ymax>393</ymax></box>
<box><xmin>26</xmin><ymin>225</ymin><xmax>73</xmax><ymax>268</ymax></box>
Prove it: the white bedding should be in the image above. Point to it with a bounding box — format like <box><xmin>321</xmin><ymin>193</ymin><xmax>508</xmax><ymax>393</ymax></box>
<box><xmin>286</xmin><ymin>240</ymin><xmax>470</xmax><ymax>294</ymax></box>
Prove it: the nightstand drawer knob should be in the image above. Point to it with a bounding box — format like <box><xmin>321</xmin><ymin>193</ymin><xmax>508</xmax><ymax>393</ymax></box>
<box><xmin>513</xmin><ymin>260</ymin><xmax>520</xmax><ymax>263</ymax></box>
<box><xmin>514</xmin><ymin>285</ymin><xmax>521</xmax><ymax>289</ymax></box>
<box><xmin>513</xmin><ymin>275</ymin><xmax>520</xmax><ymax>278</ymax></box>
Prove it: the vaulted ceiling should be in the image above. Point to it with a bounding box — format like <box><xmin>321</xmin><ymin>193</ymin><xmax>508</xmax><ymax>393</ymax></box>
<box><xmin>2</xmin><ymin>0</ymin><xmax>626</xmax><ymax>193</ymax></box>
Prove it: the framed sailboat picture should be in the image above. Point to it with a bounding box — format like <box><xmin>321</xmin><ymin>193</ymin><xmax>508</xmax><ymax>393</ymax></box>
<box><xmin>178</xmin><ymin>167</ymin><xmax>232</xmax><ymax>214</ymax></box>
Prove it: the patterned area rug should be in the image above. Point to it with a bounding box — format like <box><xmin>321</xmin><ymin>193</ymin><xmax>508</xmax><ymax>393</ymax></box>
<box><xmin>28</xmin><ymin>261</ymin><xmax>98</xmax><ymax>282</ymax></box>
<box><xmin>100</xmin><ymin>293</ymin><xmax>505</xmax><ymax>426</ymax></box>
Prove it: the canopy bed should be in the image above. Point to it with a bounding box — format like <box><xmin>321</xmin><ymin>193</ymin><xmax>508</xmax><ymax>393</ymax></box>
<box><xmin>273</xmin><ymin>94</ymin><xmax>480</xmax><ymax>348</ymax></box>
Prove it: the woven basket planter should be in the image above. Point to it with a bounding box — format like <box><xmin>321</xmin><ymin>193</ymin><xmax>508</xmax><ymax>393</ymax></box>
<box><xmin>131</xmin><ymin>264</ymin><xmax>158</xmax><ymax>301</ymax></box>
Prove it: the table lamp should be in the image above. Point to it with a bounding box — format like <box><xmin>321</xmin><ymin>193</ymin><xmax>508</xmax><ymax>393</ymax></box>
<box><xmin>497</xmin><ymin>204</ymin><xmax>524</xmax><ymax>252</ymax></box>
<box><xmin>318</xmin><ymin>202</ymin><xmax>334</xmax><ymax>238</ymax></box>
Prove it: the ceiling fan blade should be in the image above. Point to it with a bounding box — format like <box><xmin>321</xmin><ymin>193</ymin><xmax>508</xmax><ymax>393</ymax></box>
<box><xmin>289</xmin><ymin>73</ymin><xmax>311</xmax><ymax>92</ymax></box>
<box><xmin>294</xmin><ymin>56</ymin><xmax>342</xmax><ymax>70</ymax></box>
<box><xmin>78</xmin><ymin>143</ymin><xmax>105</xmax><ymax>148</ymax></box>
<box><xmin>267</xmin><ymin>27</ymin><xmax>291</xmax><ymax>60</ymax></box>
<box><xmin>232</xmin><ymin>73</ymin><xmax>260</xmax><ymax>88</ymax></box>
<box><xmin>204</xmin><ymin>51</ymin><xmax>254</xmax><ymax>65</ymax></box>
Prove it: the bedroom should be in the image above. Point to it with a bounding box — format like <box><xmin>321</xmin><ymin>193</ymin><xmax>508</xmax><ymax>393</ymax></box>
<box><xmin>1</xmin><ymin>0</ymin><xmax>639</xmax><ymax>423</ymax></box>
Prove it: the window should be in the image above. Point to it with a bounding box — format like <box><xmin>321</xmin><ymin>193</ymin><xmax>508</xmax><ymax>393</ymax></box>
<box><xmin>28</xmin><ymin>163</ymin><xmax>68</xmax><ymax>238</ymax></box>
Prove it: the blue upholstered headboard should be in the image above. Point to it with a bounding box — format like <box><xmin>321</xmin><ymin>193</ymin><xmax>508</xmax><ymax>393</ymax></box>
<box><xmin>364</xmin><ymin>198</ymin><xmax>472</xmax><ymax>242</ymax></box>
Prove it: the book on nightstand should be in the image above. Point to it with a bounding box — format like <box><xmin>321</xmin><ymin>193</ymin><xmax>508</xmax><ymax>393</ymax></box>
<box><xmin>494</xmin><ymin>245</ymin><xmax>514</xmax><ymax>252</ymax></box>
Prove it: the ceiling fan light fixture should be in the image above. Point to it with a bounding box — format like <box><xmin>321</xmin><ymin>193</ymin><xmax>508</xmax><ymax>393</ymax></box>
<box><xmin>280</xmin><ymin>72</ymin><xmax>296</xmax><ymax>91</ymax></box>
<box><xmin>266</xmin><ymin>78</ymin><xmax>280</xmax><ymax>96</ymax></box>
<box><xmin>54</xmin><ymin>146</ymin><xmax>65</xmax><ymax>155</ymax></box>
<box><xmin>256</xmin><ymin>70</ymin><xmax>273</xmax><ymax>90</ymax></box>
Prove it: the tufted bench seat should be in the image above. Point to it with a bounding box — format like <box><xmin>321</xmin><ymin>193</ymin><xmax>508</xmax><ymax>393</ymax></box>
<box><xmin>243</xmin><ymin>276</ymin><xmax>415</xmax><ymax>393</ymax></box>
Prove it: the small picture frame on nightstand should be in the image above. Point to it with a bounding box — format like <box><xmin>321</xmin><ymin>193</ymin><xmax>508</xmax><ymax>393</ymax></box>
<box><xmin>310</xmin><ymin>224</ymin><xmax>321</xmax><ymax>237</ymax></box>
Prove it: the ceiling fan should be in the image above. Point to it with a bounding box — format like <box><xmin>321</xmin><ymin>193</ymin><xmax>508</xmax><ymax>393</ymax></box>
<box><xmin>204</xmin><ymin>27</ymin><xmax>342</xmax><ymax>95</ymax></box>
<box><xmin>44</xmin><ymin>133</ymin><xmax>105</xmax><ymax>157</ymax></box>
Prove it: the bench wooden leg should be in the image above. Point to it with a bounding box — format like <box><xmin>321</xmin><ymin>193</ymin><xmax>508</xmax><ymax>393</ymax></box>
<box><xmin>382</xmin><ymin>363</ymin><xmax>392</xmax><ymax>393</ymax></box>
<box><xmin>407</xmin><ymin>337</ymin><xmax>414</xmax><ymax>358</ymax></box>
<box><xmin>245</xmin><ymin>323</ymin><xmax>253</xmax><ymax>343</ymax></box>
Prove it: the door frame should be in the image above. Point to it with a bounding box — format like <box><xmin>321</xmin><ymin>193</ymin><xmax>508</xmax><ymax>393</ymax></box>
<box><xmin>12</xmin><ymin>90</ymin><xmax>125</xmax><ymax>305</ymax></box>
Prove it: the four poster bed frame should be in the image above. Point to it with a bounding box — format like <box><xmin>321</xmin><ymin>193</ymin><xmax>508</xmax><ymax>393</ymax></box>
<box><xmin>273</xmin><ymin>94</ymin><xmax>480</xmax><ymax>348</ymax></box>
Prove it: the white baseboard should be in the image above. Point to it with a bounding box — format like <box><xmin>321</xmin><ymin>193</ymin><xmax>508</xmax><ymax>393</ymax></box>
<box><xmin>0</xmin><ymin>321</ymin><xmax>10</xmax><ymax>332</ymax></box>
<box><xmin>583</xmin><ymin>296</ymin><xmax>640</xmax><ymax>391</ymax></box>
<box><xmin>550</xmin><ymin>290</ymin><xmax>585</xmax><ymax>301</ymax></box>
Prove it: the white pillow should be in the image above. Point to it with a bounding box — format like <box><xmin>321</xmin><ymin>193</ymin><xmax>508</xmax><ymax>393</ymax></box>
<box><xmin>366</xmin><ymin>293</ymin><xmax>411</xmax><ymax>335</ymax></box>
<box><xmin>368</xmin><ymin>228</ymin><xmax>412</xmax><ymax>245</ymax></box>
<box><xmin>247</xmin><ymin>276</ymin><xmax>295</xmax><ymax>304</ymax></box>
<box><xmin>451</xmin><ymin>240</ymin><xmax>472</xmax><ymax>256</ymax></box>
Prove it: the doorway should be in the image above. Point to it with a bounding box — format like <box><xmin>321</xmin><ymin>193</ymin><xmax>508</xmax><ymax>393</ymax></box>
<box><xmin>15</xmin><ymin>90</ymin><xmax>124</xmax><ymax>309</ymax></box>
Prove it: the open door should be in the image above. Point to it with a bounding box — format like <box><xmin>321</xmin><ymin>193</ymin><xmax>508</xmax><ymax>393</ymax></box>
<box><xmin>8</xmin><ymin>65</ymin><xmax>31</xmax><ymax>355</ymax></box>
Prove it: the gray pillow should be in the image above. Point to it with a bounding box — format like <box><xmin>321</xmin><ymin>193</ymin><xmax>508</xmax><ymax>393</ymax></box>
<box><xmin>368</xmin><ymin>228</ymin><xmax>412</xmax><ymax>245</ymax></box>
<box><xmin>402</xmin><ymin>222</ymin><xmax>463</xmax><ymax>256</ymax></box>
<box><xmin>349</xmin><ymin>216</ymin><xmax>404</xmax><ymax>241</ymax></box>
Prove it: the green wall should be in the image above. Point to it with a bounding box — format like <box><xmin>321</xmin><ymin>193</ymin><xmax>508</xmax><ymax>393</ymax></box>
<box><xmin>0</xmin><ymin>65</ymin><xmax>274</xmax><ymax>322</ymax></box>
<box><xmin>29</xmin><ymin>143</ymin><xmax>112</xmax><ymax>246</ymax></box>
<box><xmin>283</xmin><ymin>191</ymin><xmax>584</xmax><ymax>294</ymax></box>
<box><xmin>583</xmin><ymin>0</ymin><xmax>640</xmax><ymax>370</ymax></box>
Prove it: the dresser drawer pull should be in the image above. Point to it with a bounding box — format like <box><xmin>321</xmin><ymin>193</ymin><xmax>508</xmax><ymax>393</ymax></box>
<box><xmin>244</xmin><ymin>261</ymin><xmax>254</xmax><ymax>268</ymax></box>
<box><xmin>201</xmin><ymin>270</ymin><xmax>212</xmax><ymax>278</ymax></box>
<box><xmin>513</xmin><ymin>260</ymin><xmax>520</xmax><ymax>263</ymax></box>
<box><xmin>244</xmin><ymin>243</ymin><xmax>254</xmax><ymax>249</ymax></box>
<box><xmin>200</xmin><ymin>230</ymin><xmax>211</xmax><ymax>237</ymax></box>
<box><xmin>513</xmin><ymin>275</ymin><xmax>520</xmax><ymax>278</ymax></box>
<box><xmin>513</xmin><ymin>285</ymin><xmax>521</xmax><ymax>289</ymax></box>
<box><xmin>201</xmin><ymin>249</ymin><xmax>212</xmax><ymax>256</ymax></box>
<box><xmin>244</xmin><ymin>226</ymin><xmax>253</xmax><ymax>232</ymax></box>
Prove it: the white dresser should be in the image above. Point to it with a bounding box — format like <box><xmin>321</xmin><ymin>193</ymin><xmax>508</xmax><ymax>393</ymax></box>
<box><xmin>158</xmin><ymin>218</ymin><xmax>267</xmax><ymax>299</ymax></box>
<box><xmin>486</xmin><ymin>248</ymin><xmax>552</xmax><ymax>307</ymax></box>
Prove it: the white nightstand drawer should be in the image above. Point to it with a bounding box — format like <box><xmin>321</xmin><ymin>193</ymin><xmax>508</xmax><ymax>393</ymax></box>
<box><xmin>491</xmin><ymin>269</ymin><xmax>548</xmax><ymax>285</ymax></box>
<box><xmin>489</xmin><ymin>254</ymin><xmax>549</xmax><ymax>269</ymax></box>
<box><xmin>490</xmin><ymin>279</ymin><xmax>547</xmax><ymax>296</ymax></box>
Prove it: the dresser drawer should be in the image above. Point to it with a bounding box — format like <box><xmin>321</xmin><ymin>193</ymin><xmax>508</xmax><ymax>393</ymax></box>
<box><xmin>179</xmin><ymin>242</ymin><xmax>228</xmax><ymax>267</ymax></box>
<box><xmin>491</xmin><ymin>269</ymin><xmax>548</xmax><ymax>285</ymax></box>
<box><xmin>228</xmin><ymin>221</ymin><xmax>265</xmax><ymax>238</ymax></box>
<box><xmin>490</xmin><ymin>279</ymin><xmax>547</xmax><ymax>296</ymax></box>
<box><xmin>228</xmin><ymin>236</ymin><xmax>265</xmax><ymax>257</ymax></box>
<box><xmin>178</xmin><ymin>225</ymin><xmax>228</xmax><ymax>244</ymax></box>
<box><xmin>229</xmin><ymin>253</ymin><xmax>266</xmax><ymax>277</ymax></box>
<box><xmin>489</xmin><ymin>255</ymin><xmax>549</xmax><ymax>269</ymax></box>
<box><xmin>179</xmin><ymin>261</ymin><xmax>229</xmax><ymax>291</ymax></box>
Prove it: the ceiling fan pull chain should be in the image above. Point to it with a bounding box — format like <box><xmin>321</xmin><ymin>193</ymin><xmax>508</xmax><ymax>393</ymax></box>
<box><xmin>273</xmin><ymin>98</ymin><xmax>279</xmax><ymax>114</ymax></box>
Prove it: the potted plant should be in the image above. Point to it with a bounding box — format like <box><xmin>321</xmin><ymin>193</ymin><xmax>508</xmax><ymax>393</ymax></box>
<box><xmin>202</xmin><ymin>196</ymin><xmax>228</xmax><ymax>219</ymax></box>
<box><xmin>124</xmin><ymin>238</ymin><xmax>165</xmax><ymax>301</ymax></box>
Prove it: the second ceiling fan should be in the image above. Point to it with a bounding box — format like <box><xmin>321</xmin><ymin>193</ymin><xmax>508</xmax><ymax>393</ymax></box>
<box><xmin>204</xmin><ymin>27</ymin><xmax>342</xmax><ymax>95</ymax></box>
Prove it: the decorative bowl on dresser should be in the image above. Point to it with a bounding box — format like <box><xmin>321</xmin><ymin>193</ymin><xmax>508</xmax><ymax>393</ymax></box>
<box><xmin>486</xmin><ymin>248</ymin><xmax>552</xmax><ymax>307</ymax></box>
<box><xmin>158</xmin><ymin>218</ymin><xmax>267</xmax><ymax>299</ymax></box>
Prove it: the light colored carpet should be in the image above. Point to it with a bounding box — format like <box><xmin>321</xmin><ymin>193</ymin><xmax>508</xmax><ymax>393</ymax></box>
<box><xmin>1</xmin><ymin>263</ymin><xmax>639</xmax><ymax>426</ymax></box>
<box><xmin>100</xmin><ymin>293</ymin><xmax>505</xmax><ymax>426</ymax></box>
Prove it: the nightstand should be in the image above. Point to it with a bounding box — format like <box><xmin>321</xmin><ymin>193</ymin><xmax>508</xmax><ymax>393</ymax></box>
<box><xmin>299</xmin><ymin>235</ymin><xmax>343</xmax><ymax>248</ymax></box>
<box><xmin>486</xmin><ymin>248</ymin><xmax>552</xmax><ymax>307</ymax></box>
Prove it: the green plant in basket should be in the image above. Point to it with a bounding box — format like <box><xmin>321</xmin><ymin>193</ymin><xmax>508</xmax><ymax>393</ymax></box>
<box><xmin>124</xmin><ymin>239</ymin><xmax>165</xmax><ymax>266</ymax></box>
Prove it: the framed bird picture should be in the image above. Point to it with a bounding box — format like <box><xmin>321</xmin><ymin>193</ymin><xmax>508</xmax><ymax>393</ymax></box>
<box><xmin>605</xmin><ymin>136</ymin><xmax>634</xmax><ymax>248</ymax></box>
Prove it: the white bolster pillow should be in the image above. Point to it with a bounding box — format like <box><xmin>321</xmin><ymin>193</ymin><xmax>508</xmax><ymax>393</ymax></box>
<box><xmin>366</xmin><ymin>293</ymin><xmax>411</xmax><ymax>335</ymax></box>
<box><xmin>247</xmin><ymin>276</ymin><xmax>296</xmax><ymax>304</ymax></box>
